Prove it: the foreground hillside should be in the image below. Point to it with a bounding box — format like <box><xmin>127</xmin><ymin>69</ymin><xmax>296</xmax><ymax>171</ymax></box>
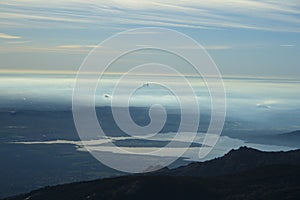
<box><xmin>4</xmin><ymin>147</ymin><xmax>300</xmax><ymax>200</ymax></box>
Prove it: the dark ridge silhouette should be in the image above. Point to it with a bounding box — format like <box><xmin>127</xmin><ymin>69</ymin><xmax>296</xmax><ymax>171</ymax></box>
<box><xmin>4</xmin><ymin>147</ymin><xmax>300</xmax><ymax>200</ymax></box>
<box><xmin>153</xmin><ymin>146</ymin><xmax>300</xmax><ymax>177</ymax></box>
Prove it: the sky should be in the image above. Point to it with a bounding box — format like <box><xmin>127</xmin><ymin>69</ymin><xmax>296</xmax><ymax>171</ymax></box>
<box><xmin>0</xmin><ymin>0</ymin><xmax>299</xmax><ymax>77</ymax></box>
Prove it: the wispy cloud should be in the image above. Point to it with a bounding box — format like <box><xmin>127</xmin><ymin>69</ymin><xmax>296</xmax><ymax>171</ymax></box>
<box><xmin>0</xmin><ymin>0</ymin><xmax>299</xmax><ymax>32</ymax></box>
<box><xmin>57</xmin><ymin>44</ymin><xmax>97</xmax><ymax>49</ymax></box>
<box><xmin>5</xmin><ymin>40</ymin><xmax>30</xmax><ymax>44</ymax></box>
<box><xmin>174</xmin><ymin>45</ymin><xmax>232</xmax><ymax>50</ymax></box>
<box><xmin>0</xmin><ymin>32</ymin><xmax>21</xmax><ymax>39</ymax></box>
<box><xmin>204</xmin><ymin>45</ymin><xmax>232</xmax><ymax>50</ymax></box>
<box><xmin>0</xmin><ymin>45</ymin><xmax>87</xmax><ymax>53</ymax></box>
<box><xmin>204</xmin><ymin>45</ymin><xmax>233</xmax><ymax>50</ymax></box>
<box><xmin>122</xmin><ymin>31</ymin><xmax>160</xmax><ymax>35</ymax></box>
<box><xmin>280</xmin><ymin>44</ymin><xmax>295</xmax><ymax>47</ymax></box>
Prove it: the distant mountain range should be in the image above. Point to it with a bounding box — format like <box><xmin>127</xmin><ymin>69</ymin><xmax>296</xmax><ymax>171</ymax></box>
<box><xmin>4</xmin><ymin>147</ymin><xmax>300</xmax><ymax>200</ymax></box>
<box><xmin>276</xmin><ymin>130</ymin><xmax>300</xmax><ymax>140</ymax></box>
<box><xmin>230</xmin><ymin>130</ymin><xmax>300</xmax><ymax>148</ymax></box>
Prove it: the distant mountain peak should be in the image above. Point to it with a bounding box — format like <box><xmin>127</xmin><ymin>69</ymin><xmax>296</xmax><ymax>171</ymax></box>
<box><xmin>278</xmin><ymin>130</ymin><xmax>300</xmax><ymax>136</ymax></box>
<box><xmin>229</xmin><ymin>146</ymin><xmax>259</xmax><ymax>152</ymax></box>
